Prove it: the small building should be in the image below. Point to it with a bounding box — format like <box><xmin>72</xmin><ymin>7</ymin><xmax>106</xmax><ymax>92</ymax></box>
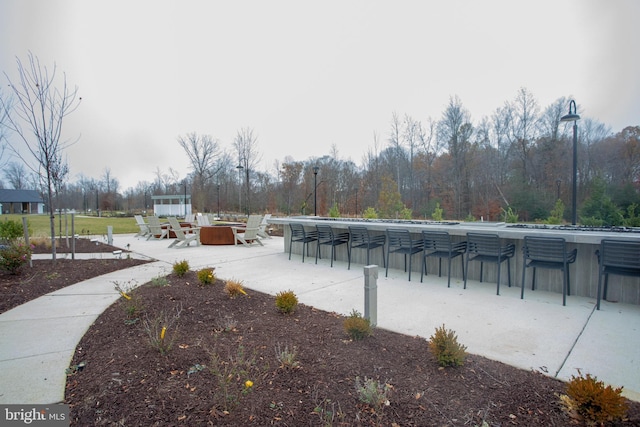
<box><xmin>0</xmin><ymin>189</ymin><xmax>45</xmax><ymax>214</ymax></box>
<box><xmin>151</xmin><ymin>194</ymin><xmax>191</xmax><ymax>217</ymax></box>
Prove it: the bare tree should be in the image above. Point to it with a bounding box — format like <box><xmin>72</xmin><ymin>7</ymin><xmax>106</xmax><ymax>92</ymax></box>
<box><xmin>233</xmin><ymin>127</ymin><xmax>261</xmax><ymax>214</ymax></box>
<box><xmin>177</xmin><ymin>132</ymin><xmax>221</xmax><ymax>211</ymax></box>
<box><xmin>0</xmin><ymin>52</ymin><xmax>81</xmax><ymax>261</ymax></box>
<box><xmin>4</xmin><ymin>161</ymin><xmax>29</xmax><ymax>189</ymax></box>
<box><xmin>508</xmin><ymin>87</ymin><xmax>540</xmax><ymax>181</ymax></box>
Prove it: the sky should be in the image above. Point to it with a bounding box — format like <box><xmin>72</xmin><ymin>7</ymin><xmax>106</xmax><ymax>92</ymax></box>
<box><xmin>1</xmin><ymin>0</ymin><xmax>639</xmax><ymax>191</ymax></box>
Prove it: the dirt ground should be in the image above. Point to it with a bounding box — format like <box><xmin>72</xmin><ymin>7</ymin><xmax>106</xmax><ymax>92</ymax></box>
<box><xmin>2</xmin><ymin>237</ymin><xmax>639</xmax><ymax>425</ymax></box>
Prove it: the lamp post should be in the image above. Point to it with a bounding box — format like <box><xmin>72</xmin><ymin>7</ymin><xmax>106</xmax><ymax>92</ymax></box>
<box><xmin>217</xmin><ymin>182</ymin><xmax>220</xmax><ymax>218</ymax></box>
<box><xmin>236</xmin><ymin>165</ymin><xmax>244</xmax><ymax>214</ymax></box>
<box><xmin>183</xmin><ymin>180</ymin><xmax>187</xmax><ymax>217</ymax></box>
<box><xmin>313</xmin><ymin>166</ymin><xmax>319</xmax><ymax>216</ymax></box>
<box><xmin>560</xmin><ymin>100</ymin><xmax>580</xmax><ymax>225</ymax></box>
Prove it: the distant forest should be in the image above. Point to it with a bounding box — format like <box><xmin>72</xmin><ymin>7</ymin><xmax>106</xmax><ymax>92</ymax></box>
<box><xmin>4</xmin><ymin>88</ymin><xmax>640</xmax><ymax>226</ymax></box>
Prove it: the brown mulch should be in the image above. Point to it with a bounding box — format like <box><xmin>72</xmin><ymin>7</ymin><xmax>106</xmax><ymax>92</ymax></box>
<box><xmin>0</xmin><ymin>238</ymin><xmax>150</xmax><ymax>314</ymax></box>
<box><xmin>2</xmin><ymin>237</ymin><xmax>639</xmax><ymax>425</ymax></box>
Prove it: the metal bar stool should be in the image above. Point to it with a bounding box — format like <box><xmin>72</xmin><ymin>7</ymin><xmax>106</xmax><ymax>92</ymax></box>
<box><xmin>595</xmin><ymin>239</ymin><xmax>640</xmax><ymax>310</ymax></box>
<box><xmin>347</xmin><ymin>226</ymin><xmax>386</xmax><ymax>270</ymax></box>
<box><xmin>385</xmin><ymin>228</ymin><xmax>423</xmax><ymax>281</ymax></box>
<box><xmin>464</xmin><ymin>232</ymin><xmax>515</xmax><ymax>295</ymax></box>
<box><xmin>288</xmin><ymin>223</ymin><xmax>318</xmax><ymax>263</ymax></box>
<box><xmin>521</xmin><ymin>236</ymin><xmax>577</xmax><ymax>306</ymax></box>
<box><xmin>421</xmin><ymin>230</ymin><xmax>466</xmax><ymax>287</ymax></box>
<box><xmin>315</xmin><ymin>224</ymin><xmax>349</xmax><ymax>267</ymax></box>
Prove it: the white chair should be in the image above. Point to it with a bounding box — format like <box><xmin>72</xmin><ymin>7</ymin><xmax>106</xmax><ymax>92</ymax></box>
<box><xmin>167</xmin><ymin>217</ymin><xmax>200</xmax><ymax>248</ymax></box>
<box><xmin>231</xmin><ymin>215</ymin><xmax>264</xmax><ymax>247</ymax></box>
<box><xmin>257</xmin><ymin>213</ymin><xmax>272</xmax><ymax>239</ymax></box>
<box><xmin>134</xmin><ymin>215</ymin><xmax>150</xmax><ymax>238</ymax></box>
<box><xmin>196</xmin><ymin>213</ymin><xmax>210</xmax><ymax>227</ymax></box>
<box><xmin>146</xmin><ymin>216</ymin><xmax>168</xmax><ymax>240</ymax></box>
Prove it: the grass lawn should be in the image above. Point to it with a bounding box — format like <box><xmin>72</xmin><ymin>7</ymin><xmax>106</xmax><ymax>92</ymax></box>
<box><xmin>1</xmin><ymin>213</ymin><xmax>140</xmax><ymax>237</ymax></box>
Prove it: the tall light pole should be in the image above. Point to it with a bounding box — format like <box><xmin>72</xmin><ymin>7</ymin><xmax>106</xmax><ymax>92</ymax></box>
<box><xmin>560</xmin><ymin>100</ymin><xmax>580</xmax><ymax>225</ymax></box>
<box><xmin>183</xmin><ymin>180</ymin><xmax>187</xmax><ymax>217</ymax></box>
<box><xmin>217</xmin><ymin>182</ymin><xmax>220</xmax><ymax>218</ymax></box>
<box><xmin>236</xmin><ymin>165</ymin><xmax>244</xmax><ymax>214</ymax></box>
<box><xmin>313</xmin><ymin>166</ymin><xmax>319</xmax><ymax>216</ymax></box>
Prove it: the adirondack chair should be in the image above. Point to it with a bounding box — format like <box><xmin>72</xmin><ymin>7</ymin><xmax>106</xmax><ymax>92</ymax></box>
<box><xmin>231</xmin><ymin>215</ymin><xmax>264</xmax><ymax>247</ymax></box>
<box><xmin>196</xmin><ymin>214</ymin><xmax>210</xmax><ymax>227</ymax></box>
<box><xmin>257</xmin><ymin>214</ymin><xmax>272</xmax><ymax>239</ymax></box>
<box><xmin>146</xmin><ymin>216</ymin><xmax>168</xmax><ymax>240</ymax></box>
<box><xmin>167</xmin><ymin>217</ymin><xmax>200</xmax><ymax>248</ymax></box>
<box><xmin>134</xmin><ymin>215</ymin><xmax>150</xmax><ymax>238</ymax></box>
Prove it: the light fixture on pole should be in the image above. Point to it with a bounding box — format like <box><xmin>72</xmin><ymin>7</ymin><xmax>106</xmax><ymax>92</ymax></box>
<box><xmin>560</xmin><ymin>100</ymin><xmax>580</xmax><ymax>225</ymax></box>
<box><xmin>313</xmin><ymin>166</ymin><xmax>319</xmax><ymax>216</ymax></box>
<box><xmin>236</xmin><ymin>165</ymin><xmax>244</xmax><ymax>214</ymax></box>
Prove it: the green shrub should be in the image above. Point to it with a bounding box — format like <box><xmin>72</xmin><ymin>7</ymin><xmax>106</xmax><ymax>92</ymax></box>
<box><xmin>560</xmin><ymin>372</ymin><xmax>628</xmax><ymax>425</ymax></box>
<box><xmin>0</xmin><ymin>219</ymin><xmax>25</xmax><ymax>241</ymax></box>
<box><xmin>275</xmin><ymin>290</ymin><xmax>298</xmax><ymax>314</ymax></box>
<box><xmin>172</xmin><ymin>259</ymin><xmax>190</xmax><ymax>277</ymax></box>
<box><xmin>428</xmin><ymin>324</ymin><xmax>467</xmax><ymax>367</ymax></box>
<box><xmin>197</xmin><ymin>267</ymin><xmax>216</xmax><ymax>285</ymax></box>
<box><xmin>502</xmin><ymin>206</ymin><xmax>519</xmax><ymax>223</ymax></box>
<box><xmin>546</xmin><ymin>199</ymin><xmax>565</xmax><ymax>224</ymax></box>
<box><xmin>329</xmin><ymin>203</ymin><xmax>340</xmax><ymax>218</ymax></box>
<box><xmin>400</xmin><ymin>207</ymin><xmax>412</xmax><ymax>220</ymax></box>
<box><xmin>0</xmin><ymin>241</ymin><xmax>33</xmax><ymax>275</ymax></box>
<box><xmin>343</xmin><ymin>309</ymin><xmax>372</xmax><ymax>340</ymax></box>
<box><xmin>363</xmin><ymin>207</ymin><xmax>378</xmax><ymax>219</ymax></box>
<box><xmin>432</xmin><ymin>202</ymin><xmax>443</xmax><ymax>221</ymax></box>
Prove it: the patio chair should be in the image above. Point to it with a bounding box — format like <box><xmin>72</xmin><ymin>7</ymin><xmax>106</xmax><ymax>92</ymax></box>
<box><xmin>347</xmin><ymin>226</ymin><xmax>386</xmax><ymax>270</ymax></box>
<box><xmin>167</xmin><ymin>216</ymin><xmax>200</xmax><ymax>248</ymax></box>
<box><xmin>521</xmin><ymin>236</ymin><xmax>577</xmax><ymax>306</ymax></box>
<box><xmin>596</xmin><ymin>239</ymin><xmax>640</xmax><ymax>310</ymax></box>
<box><xmin>315</xmin><ymin>224</ymin><xmax>349</xmax><ymax>267</ymax></box>
<box><xmin>421</xmin><ymin>230</ymin><xmax>466</xmax><ymax>287</ymax></box>
<box><xmin>289</xmin><ymin>223</ymin><xmax>318</xmax><ymax>262</ymax></box>
<box><xmin>464</xmin><ymin>233</ymin><xmax>515</xmax><ymax>295</ymax></box>
<box><xmin>257</xmin><ymin>213</ymin><xmax>273</xmax><ymax>239</ymax></box>
<box><xmin>134</xmin><ymin>215</ymin><xmax>150</xmax><ymax>238</ymax></box>
<box><xmin>196</xmin><ymin>214</ymin><xmax>210</xmax><ymax>227</ymax></box>
<box><xmin>146</xmin><ymin>216</ymin><xmax>168</xmax><ymax>240</ymax></box>
<box><xmin>385</xmin><ymin>228</ymin><xmax>423</xmax><ymax>281</ymax></box>
<box><xmin>231</xmin><ymin>215</ymin><xmax>264</xmax><ymax>247</ymax></box>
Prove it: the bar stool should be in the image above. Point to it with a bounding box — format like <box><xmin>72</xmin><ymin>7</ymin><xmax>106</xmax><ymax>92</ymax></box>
<box><xmin>421</xmin><ymin>230</ymin><xmax>466</xmax><ymax>287</ymax></box>
<box><xmin>288</xmin><ymin>223</ymin><xmax>318</xmax><ymax>263</ymax></box>
<box><xmin>464</xmin><ymin>232</ymin><xmax>515</xmax><ymax>295</ymax></box>
<box><xmin>386</xmin><ymin>228</ymin><xmax>423</xmax><ymax>281</ymax></box>
<box><xmin>521</xmin><ymin>236</ymin><xmax>577</xmax><ymax>306</ymax></box>
<box><xmin>348</xmin><ymin>226</ymin><xmax>386</xmax><ymax>270</ymax></box>
<box><xmin>315</xmin><ymin>224</ymin><xmax>349</xmax><ymax>267</ymax></box>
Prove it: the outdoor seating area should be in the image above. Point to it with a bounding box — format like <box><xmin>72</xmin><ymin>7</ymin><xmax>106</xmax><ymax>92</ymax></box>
<box><xmin>134</xmin><ymin>214</ymin><xmax>271</xmax><ymax>248</ymax></box>
<box><xmin>279</xmin><ymin>218</ymin><xmax>640</xmax><ymax>307</ymax></box>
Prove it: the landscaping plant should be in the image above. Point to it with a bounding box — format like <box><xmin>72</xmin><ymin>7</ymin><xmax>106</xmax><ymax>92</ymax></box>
<box><xmin>428</xmin><ymin>324</ymin><xmax>467</xmax><ymax>367</ymax></box>
<box><xmin>560</xmin><ymin>372</ymin><xmax>628</xmax><ymax>425</ymax></box>
<box><xmin>275</xmin><ymin>289</ymin><xmax>298</xmax><ymax>314</ymax></box>
<box><xmin>197</xmin><ymin>267</ymin><xmax>216</xmax><ymax>285</ymax></box>
<box><xmin>172</xmin><ymin>259</ymin><xmax>190</xmax><ymax>276</ymax></box>
<box><xmin>343</xmin><ymin>309</ymin><xmax>372</xmax><ymax>340</ymax></box>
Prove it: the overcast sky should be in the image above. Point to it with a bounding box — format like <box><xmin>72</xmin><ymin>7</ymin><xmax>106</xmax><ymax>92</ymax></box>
<box><xmin>1</xmin><ymin>1</ymin><xmax>639</xmax><ymax>190</ymax></box>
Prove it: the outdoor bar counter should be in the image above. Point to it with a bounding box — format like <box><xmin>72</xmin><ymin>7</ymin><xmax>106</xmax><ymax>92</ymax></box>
<box><xmin>268</xmin><ymin>216</ymin><xmax>640</xmax><ymax>306</ymax></box>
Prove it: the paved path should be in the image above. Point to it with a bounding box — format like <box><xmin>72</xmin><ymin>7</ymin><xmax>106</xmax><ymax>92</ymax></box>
<box><xmin>0</xmin><ymin>234</ymin><xmax>638</xmax><ymax>404</ymax></box>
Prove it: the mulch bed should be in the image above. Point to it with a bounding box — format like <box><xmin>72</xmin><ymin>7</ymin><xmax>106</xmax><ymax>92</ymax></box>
<box><xmin>64</xmin><ymin>272</ymin><xmax>640</xmax><ymax>426</ymax></box>
<box><xmin>2</xmin><ymin>236</ymin><xmax>639</xmax><ymax>425</ymax></box>
<box><xmin>0</xmin><ymin>238</ymin><xmax>150</xmax><ymax>314</ymax></box>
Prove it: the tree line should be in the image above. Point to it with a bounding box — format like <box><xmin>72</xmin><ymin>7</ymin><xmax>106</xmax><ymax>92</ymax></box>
<box><xmin>2</xmin><ymin>55</ymin><xmax>639</xmax><ymax>226</ymax></box>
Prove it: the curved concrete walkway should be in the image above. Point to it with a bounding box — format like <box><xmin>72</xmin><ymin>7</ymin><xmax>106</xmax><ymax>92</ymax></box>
<box><xmin>1</xmin><ymin>234</ymin><xmax>638</xmax><ymax>404</ymax></box>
